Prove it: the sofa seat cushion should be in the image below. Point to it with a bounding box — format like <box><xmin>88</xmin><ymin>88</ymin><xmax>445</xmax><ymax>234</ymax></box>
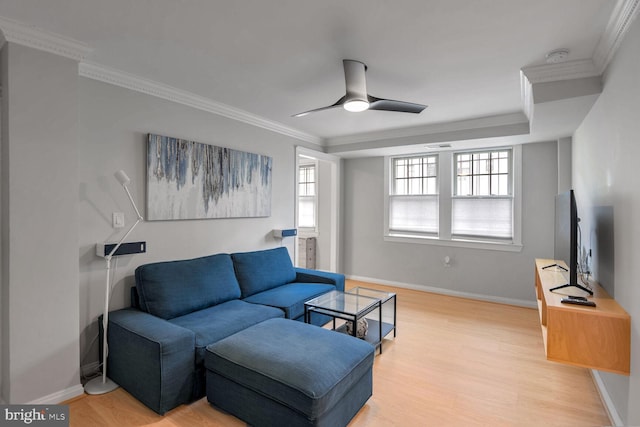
<box><xmin>232</xmin><ymin>247</ymin><xmax>297</xmax><ymax>297</ymax></box>
<box><xmin>205</xmin><ymin>318</ymin><xmax>374</xmax><ymax>423</ymax></box>
<box><xmin>169</xmin><ymin>299</ymin><xmax>283</xmax><ymax>365</ymax></box>
<box><xmin>135</xmin><ymin>253</ymin><xmax>241</xmax><ymax>320</ymax></box>
<box><xmin>242</xmin><ymin>283</ymin><xmax>335</xmax><ymax>320</ymax></box>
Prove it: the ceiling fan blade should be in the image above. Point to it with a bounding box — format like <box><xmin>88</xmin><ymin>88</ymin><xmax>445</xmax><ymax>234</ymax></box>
<box><xmin>368</xmin><ymin>95</ymin><xmax>427</xmax><ymax>114</ymax></box>
<box><xmin>292</xmin><ymin>96</ymin><xmax>345</xmax><ymax>117</ymax></box>
<box><xmin>293</xmin><ymin>59</ymin><xmax>427</xmax><ymax>117</ymax></box>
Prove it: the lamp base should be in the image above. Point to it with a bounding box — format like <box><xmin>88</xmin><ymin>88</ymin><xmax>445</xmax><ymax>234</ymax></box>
<box><xmin>84</xmin><ymin>376</ymin><xmax>119</xmax><ymax>395</ymax></box>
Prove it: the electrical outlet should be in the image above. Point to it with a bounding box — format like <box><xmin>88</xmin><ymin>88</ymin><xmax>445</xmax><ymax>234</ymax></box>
<box><xmin>113</xmin><ymin>212</ymin><xmax>125</xmax><ymax>228</ymax></box>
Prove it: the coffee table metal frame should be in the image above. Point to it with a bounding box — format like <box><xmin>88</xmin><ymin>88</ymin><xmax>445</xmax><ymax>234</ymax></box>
<box><xmin>347</xmin><ymin>286</ymin><xmax>397</xmax><ymax>344</ymax></box>
<box><xmin>304</xmin><ymin>288</ymin><xmax>396</xmax><ymax>353</ymax></box>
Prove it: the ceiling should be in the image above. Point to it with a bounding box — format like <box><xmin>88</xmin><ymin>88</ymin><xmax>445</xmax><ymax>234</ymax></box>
<box><xmin>0</xmin><ymin>0</ymin><xmax>623</xmax><ymax>157</ymax></box>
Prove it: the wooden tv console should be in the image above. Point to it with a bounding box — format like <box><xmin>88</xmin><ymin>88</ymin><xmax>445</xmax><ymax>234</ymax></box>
<box><xmin>534</xmin><ymin>259</ymin><xmax>630</xmax><ymax>375</ymax></box>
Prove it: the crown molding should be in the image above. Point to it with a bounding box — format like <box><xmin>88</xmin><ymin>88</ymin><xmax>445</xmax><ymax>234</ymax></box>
<box><xmin>519</xmin><ymin>0</ymin><xmax>639</xmax><ymax>124</ymax></box>
<box><xmin>79</xmin><ymin>62</ymin><xmax>323</xmax><ymax>145</ymax></box>
<box><xmin>325</xmin><ymin>112</ymin><xmax>529</xmax><ymax>147</ymax></box>
<box><xmin>520</xmin><ymin>59</ymin><xmax>599</xmax><ymax>85</ymax></box>
<box><xmin>0</xmin><ymin>15</ymin><xmax>91</xmax><ymax>61</ymax></box>
<box><xmin>519</xmin><ymin>59</ymin><xmax>600</xmax><ymax>122</ymax></box>
<box><xmin>0</xmin><ymin>15</ymin><xmax>322</xmax><ymax>145</ymax></box>
<box><xmin>593</xmin><ymin>0</ymin><xmax>640</xmax><ymax>73</ymax></box>
<box><xmin>326</xmin><ymin>121</ymin><xmax>530</xmax><ymax>156</ymax></box>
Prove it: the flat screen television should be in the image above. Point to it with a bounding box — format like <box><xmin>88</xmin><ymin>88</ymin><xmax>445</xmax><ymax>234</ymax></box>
<box><xmin>549</xmin><ymin>189</ymin><xmax>593</xmax><ymax>295</ymax></box>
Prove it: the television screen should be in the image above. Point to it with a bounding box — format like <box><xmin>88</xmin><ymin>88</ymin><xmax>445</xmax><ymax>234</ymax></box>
<box><xmin>554</xmin><ymin>190</ymin><xmax>575</xmax><ymax>281</ymax></box>
<box><xmin>552</xmin><ymin>190</ymin><xmax>592</xmax><ymax>294</ymax></box>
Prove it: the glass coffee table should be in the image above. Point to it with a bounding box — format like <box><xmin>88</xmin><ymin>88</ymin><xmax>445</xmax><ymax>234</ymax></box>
<box><xmin>304</xmin><ymin>287</ymin><xmax>396</xmax><ymax>353</ymax></box>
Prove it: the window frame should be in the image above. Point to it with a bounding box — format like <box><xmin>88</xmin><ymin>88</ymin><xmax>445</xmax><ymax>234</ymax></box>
<box><xmin>298</xmin><ymin>163</ymin><xmax>318</xmax><ymax>231</ymax></box>
<box><xmin>388</xmin><ymin>155</ymin><xmax>439</xmax><ymax>237</ymax></box>
<box><xmin>451</xmin><ymin>148</ymin><xmax>514</xmax><ymax>241</ymax></box>
<box><xmin>384</xmin><ymin>145</ymin><xmax>522</xmax><ymax>252</ymax></box>
<box><xmin>453</xmin><ymin>149</ymin><xmax>512</xmax><ymax>197</ymax></box>
<box><xmin>391</xmin><ymin>155</ymin><xmax>438</xmax><ymax>196</ymax></box>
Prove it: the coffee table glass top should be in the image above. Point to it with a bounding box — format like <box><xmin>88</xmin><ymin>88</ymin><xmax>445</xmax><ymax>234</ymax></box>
<box><xmin>305</xmin><ymin>290</ymin><xmax>379</xmax><ymax>316</ymax></box>
<box><xmin>347</xmin><ymin>286</ymin><xmax>395</xmax><ymax>302</ymax></box>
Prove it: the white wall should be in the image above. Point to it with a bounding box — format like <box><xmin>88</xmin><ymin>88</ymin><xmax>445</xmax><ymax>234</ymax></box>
<box><xmin>557</xmin><ymin>137</ymin><xmax>572</xmax><ymax>193</ymax></box>
<box><xmin>1</xmin><ymin>43</ymin><xmax>81</xmax><ymax>403</ymax></box>
<box><xmin>572</xmin><ymin>14</ymin><xmax>640</xmax><ymax>426</ymax></box>
<box><xmin>0</xmin><ymin>59</ymin><xmax>3</xmax><ymax>403</ymax></box>
<box><xmin>342</xmin><ymin>140</ymin><xmax>558</xmax><ymax>304</ymax></box>
<box><xmin>316</xmin><ymin>160</ymin><xmax>333</xmax><ymax>270</ymax></box>
<box><xmin>78</xmin><ymin>77</ymin><xmax>305</xmax><ymax>372</ymax></box>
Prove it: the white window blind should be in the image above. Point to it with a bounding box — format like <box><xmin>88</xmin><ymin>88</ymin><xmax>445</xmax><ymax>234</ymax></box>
<box><xmin>298</xmin><ymin>196</ymin><xmax>316</xmax><ymax>228</ymax></box>
<box><xmin>451</xmin><ymin>197</ymin><xmax>512</xmax><ymax>239</ymax></box>
<box><xmin>389</xmin><ymin>195</ymin><xmax>438</xmax><ymax>234</ymax></box>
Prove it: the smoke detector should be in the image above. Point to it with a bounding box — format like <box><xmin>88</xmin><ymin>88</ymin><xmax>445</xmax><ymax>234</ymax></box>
<box><xmin>546</xmin><ymin>49</ymin><xmax>570</xmax><ymax>64</ymax></box>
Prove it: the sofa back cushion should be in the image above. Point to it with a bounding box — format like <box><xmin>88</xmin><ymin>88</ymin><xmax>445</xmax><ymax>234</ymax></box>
<box><xmin>232</xmin><ymin>247</ymin><xmax>296</xmax><ymax>297</ymax></box>
<box><xmin>135</xmin><ymin>253</ymin><xmax>241</xmax><ymax>319</ymax></box>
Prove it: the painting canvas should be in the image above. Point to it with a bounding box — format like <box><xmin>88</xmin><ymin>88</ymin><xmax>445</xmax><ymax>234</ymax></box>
<box><xmin>147</xmin><ymin>134</ymin><xmax>272</xmax><ymax>220</ymax></box>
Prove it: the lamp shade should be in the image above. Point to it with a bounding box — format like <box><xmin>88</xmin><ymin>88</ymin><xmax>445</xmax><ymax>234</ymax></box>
<box><xmin>114</xmin><ymin>170</ymin><xmax>131</xmax><ymax>186</ymax></box>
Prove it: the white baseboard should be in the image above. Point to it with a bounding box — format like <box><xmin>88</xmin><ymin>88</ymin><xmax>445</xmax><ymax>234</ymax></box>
<box><xmin>27</xmin><ymin>383</ymin><xmax>84</xmax><ymax>405</ymax></box>
<box><xmin>591</xmin><ymin>370</ymin><xmax>623</xmax><ymax>426</ymax></box>
<box><xmin>346</xmin><ymin>275</ymin><xmax>538</xmax><ymax>309</ymax></box>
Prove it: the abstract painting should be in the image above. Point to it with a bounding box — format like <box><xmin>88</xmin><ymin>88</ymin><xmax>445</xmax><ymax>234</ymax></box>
<box><xmin>146</xmin><ymin>133</ymin><xmax>272</xmax><ymax>220</ymax></box>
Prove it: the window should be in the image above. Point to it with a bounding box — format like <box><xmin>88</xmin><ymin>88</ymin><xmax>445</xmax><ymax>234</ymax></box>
<box><xmin>385</xmin><ymin>146</ymin><xmax>521</xmax><ymax>251</ymax></box>
<box><xmin>452</xmin><ymin>150</ymin><xmax>513</xmax><ymax>240</ymax></box>
<box><xmin>298</xmin><ymin>164</ymin><xmax>316</xmax><ymax>228</ymax></box>
<box><xmin>455</xmin><ymin>150</ymin><xmax>510</xmax><ymax>196</ymax></box>
<box><xmin>388</xmin><ymin>156</ymin><xmax>438</xmax><ymax>235</ymax></box>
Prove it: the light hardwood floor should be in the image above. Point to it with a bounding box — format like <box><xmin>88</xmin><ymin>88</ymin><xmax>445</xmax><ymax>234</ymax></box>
<box><xmin>66</xmin><ymin>280</ymin><xmax>611</xmax><ymax>426</ymax></box>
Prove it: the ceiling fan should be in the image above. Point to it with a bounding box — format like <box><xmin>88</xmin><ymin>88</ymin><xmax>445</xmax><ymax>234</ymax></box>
<box><xmin>293</xmin><ymin>59</ymin><xmax>427</xmax><ymax>117</ymax></box>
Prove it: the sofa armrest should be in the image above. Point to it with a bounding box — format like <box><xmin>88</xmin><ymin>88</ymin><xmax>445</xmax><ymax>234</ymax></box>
<box><xmin>106</xmin><ymin>308</ymin><xmax>196</xmax><ymax>414</ymax></box>
<box><xmin>294</xmin><ymin>268</ymin><xmax>345</xmax><ymax>292</ymax></box>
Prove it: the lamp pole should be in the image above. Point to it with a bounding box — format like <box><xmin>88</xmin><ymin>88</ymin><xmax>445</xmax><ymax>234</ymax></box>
<box><xmin>84</xmin><ymin>171</ymin><xmax>143</xmax><ymax>395</ymax></box>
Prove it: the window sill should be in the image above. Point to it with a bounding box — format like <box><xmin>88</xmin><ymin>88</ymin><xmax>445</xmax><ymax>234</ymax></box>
<box><xmin>298</xmin><ymin>230</ymin><xmax>319</xmax><ymax>238</ymax></box>
<box><xmin>384</xmin><ymin>234</ymin><xmax>523</xmax><ymax>252</ymax></box>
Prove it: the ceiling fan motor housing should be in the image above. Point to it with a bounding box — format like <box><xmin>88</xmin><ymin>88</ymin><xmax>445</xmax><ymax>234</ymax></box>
<box><xmin>343</xmin><ymin>60</ymin><xmax>369</xmax><ymax>111</ymax></box>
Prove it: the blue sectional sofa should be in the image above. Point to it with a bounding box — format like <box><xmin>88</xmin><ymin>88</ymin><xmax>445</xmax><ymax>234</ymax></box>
<box><xmin>105</xmin><ymin>247</ymin><xmax>344</xmax><ymax>414</ymax></box>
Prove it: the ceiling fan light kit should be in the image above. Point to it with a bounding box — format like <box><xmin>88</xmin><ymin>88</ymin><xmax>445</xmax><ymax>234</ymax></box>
<box><xmin>344</xmin><ymin>99</ymin><xmax>370</xmax><ymax>112</ymax></box>
<box><xmin>293</xmin><ymin>59</ymin><xmax>427</xmax><ymax>117</ymax></box>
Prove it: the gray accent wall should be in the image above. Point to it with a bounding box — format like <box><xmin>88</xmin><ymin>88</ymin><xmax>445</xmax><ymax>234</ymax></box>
<box><xmin>573</xmin><ymin>14</ymin><xmax>640</xmax><ymax>426</ymax></box>
<box><xmin>1</xmin><ymin>43</ymin><xmax>81</xmax><ymax>403</ymax></box>
<box><xmin>342</xmin><ymin>141</ymin><xmax>558</xmax><ymax>304</ymax></box>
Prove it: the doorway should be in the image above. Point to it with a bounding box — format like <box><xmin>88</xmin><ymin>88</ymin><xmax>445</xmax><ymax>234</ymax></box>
<box><xmin>295</xmin><ymin>147</ymin><xmax>341</xmax><ymax>272</ymax></box>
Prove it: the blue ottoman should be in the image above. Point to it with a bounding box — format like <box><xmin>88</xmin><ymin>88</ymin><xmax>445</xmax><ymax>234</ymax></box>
<box><xmin>205</xmin><ymin>318</ymin><xmax>374</xmax><ymax>427</ymax></box>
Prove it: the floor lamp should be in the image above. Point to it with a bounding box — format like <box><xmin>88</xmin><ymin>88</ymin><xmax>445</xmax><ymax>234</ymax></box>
<box><xmin>85</xmin><ymin>170</ymin><xmax>143</xmax><ymax>395</ymax></box>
